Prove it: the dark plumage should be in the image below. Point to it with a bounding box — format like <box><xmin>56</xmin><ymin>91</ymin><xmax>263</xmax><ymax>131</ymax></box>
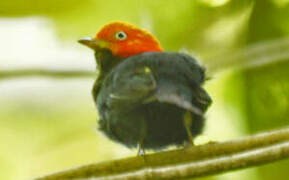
<box><xmin>78</xmin><ymin>22</ymin><xmax>212</xmax><ymax>154</ymax></box>
<box><xmin>96</xmin><ymin>52</ymin><xmax>212</xmax><ymax>150</ymax></box>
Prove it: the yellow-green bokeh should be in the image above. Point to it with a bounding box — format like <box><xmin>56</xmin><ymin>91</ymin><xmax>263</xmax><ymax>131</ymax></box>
<box><xmin>0</xmin><ymin>0</ymin><xmax>289</xmax><ymax>179</ymax></box>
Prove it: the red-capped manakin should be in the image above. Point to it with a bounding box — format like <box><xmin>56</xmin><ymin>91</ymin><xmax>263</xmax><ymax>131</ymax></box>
<box><xmin>78</xmin><ymin>22</ymin><xmax>212</xmax><ymax>155</ymax></box>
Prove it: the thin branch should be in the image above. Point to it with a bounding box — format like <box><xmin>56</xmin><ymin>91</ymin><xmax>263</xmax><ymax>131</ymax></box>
<box><xmin>0</xmin><ymin>69</ymin><xmax>96</xmax><ymax>79</ymax></box>
<box><xmin>35</xmin><ymin>127</ymin><xmax>289</xmax><ymax>180</ymax></box>
<box><xmin>205</xmin><ymin>37</ymin><xmax>289</xmax><ymax>75</ymax></box>
<box><xmin>93</xmin><ymin>142</ymin><xmax>289</xmax><ymax>180</ymax></box>
<box><xmin>1</xmin><ymin>37</ymin><xmax>289</xmax><ymax>80</ymax></box>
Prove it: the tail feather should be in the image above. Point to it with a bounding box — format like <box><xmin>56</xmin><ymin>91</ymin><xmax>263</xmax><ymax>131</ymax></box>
<box><xmin>155</xmin><ymin>85</ymin><xmax>204</xmax><ymax>116</ymax></box>
<box><xmin>157</xmin><ymin>93</ymin><xmax>203</xmax><ymax>115</ymax></box>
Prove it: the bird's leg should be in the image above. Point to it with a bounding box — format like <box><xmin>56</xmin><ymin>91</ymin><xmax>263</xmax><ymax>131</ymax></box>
<box><xmin>137</xmin><ymin>120</ymin><xmax>147</xmax><ymax>156</ymax></box>
<box><xmin>183</xmin><ymin>112</ymin><xmax>194</xmax><ymax>146</ymax></box>
<box><xmin>137</xmin><ymin>140</ymin><xmax>148</xmax><ymax>166</ymax></box>
<box><xmin>137</xmin><ymin>141</ymin><xmax>145</xmax><ymax>156</ymax></box>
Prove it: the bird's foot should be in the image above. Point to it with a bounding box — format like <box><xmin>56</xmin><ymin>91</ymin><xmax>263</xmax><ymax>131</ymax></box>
<box><xmin>137</xmin><ymin>142</ymin><xmax>146</xmax><ymax>156</ymax></box>
<box><xmin>183</xmin><ymin>140</ymin><xmax>195</xmax><ymax>149</ymax></box>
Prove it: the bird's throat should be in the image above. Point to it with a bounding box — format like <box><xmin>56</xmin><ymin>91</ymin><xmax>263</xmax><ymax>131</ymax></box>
<box><xmin>94</xmin><ymin>49</ymin><xmax>124</xmax><ymax>78</ymax></box>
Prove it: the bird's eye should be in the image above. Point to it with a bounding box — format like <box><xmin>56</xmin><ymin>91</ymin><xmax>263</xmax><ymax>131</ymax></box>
<box><xmin>115</xmin><ymin>31</ymin><xmax>127</xmax><ymax>40</ymax></box>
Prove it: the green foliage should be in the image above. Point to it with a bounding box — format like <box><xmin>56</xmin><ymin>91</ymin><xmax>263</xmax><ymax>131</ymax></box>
<box><xmin>0</xmin><ymin>0</ymin><xmax>289</xmax><ymax>180</ymax></box>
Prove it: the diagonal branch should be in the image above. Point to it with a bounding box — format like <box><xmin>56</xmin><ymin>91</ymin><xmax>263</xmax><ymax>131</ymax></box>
<box><xmin>35</xmin><ymin>127</ymin><xmax>289</xmax><ymax>180</ymax></box>
<box><xmin>205</xmin><ymin>37</ymin><xmax>289</xmax><ymax>75</ymax></box>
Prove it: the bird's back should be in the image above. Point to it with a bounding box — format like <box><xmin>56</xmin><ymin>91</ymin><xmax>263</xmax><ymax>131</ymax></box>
<box><xmin>96</xmin><ymin>52</ymin><xmax>211</xmax><ymax>149</ymax></box>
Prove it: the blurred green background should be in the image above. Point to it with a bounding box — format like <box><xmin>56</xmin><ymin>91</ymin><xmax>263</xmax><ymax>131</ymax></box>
<box><xmin>0</xmin><ymin>0</ymin><xmax>289</xmax><ymax>179</ymax></box>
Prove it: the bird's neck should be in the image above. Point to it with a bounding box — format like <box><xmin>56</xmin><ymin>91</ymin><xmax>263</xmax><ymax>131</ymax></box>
<box><xmin>94</xmin><ymin>49</ymin><xmax>124</xmax><ymax>78</ymax></box>
<box><xmin>94</xmin><ymin>50</ymin><xmax>124</xmax><ymax>88</ymax></box>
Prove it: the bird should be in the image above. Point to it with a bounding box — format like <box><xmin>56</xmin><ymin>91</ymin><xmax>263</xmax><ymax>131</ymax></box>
<box><xmin>78</xmin><ymin>22</ymin><xmax>212</xmax><ymax>155</ymax></box>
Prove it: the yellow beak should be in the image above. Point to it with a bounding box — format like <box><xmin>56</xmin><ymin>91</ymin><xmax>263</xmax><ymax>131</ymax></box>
<box><xmin>78</xmin><ymin>37</ymin><xmax>110</xmax><ymax>50</ymax></box>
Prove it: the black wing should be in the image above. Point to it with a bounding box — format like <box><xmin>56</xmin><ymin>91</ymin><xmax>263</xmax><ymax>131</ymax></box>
<box><xmin>97</xmin><ymin>52</ymin><xmax>211</xmax><ymax>115</ymax></box>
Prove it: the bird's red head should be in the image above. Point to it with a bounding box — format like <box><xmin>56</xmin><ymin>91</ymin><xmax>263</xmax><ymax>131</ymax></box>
<box><xmin>79</xmin><ymin>22</ymin><xmax>163</xmax><ymax>58</ymax></box>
